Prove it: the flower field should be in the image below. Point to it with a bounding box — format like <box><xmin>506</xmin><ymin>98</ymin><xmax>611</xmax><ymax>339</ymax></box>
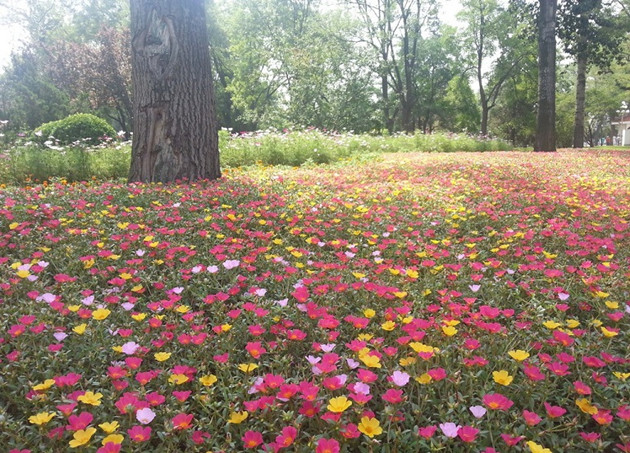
<box><xmin>0</xmin><ymin>150</ymin><xmax>628</xmax><ymax>452</ymax></box>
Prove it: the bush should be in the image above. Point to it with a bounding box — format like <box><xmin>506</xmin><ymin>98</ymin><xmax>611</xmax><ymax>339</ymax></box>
<box><xmin>33</xmin><ymin>113</ymin><xmax>117</xmax><ymax>145</ymax></box>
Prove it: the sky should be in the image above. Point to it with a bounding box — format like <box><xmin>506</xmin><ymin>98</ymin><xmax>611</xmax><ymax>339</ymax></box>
<box><xmin>0</xmin><ymin>0</ymin><xmax>462</xmax><ymax>70</ymax></box>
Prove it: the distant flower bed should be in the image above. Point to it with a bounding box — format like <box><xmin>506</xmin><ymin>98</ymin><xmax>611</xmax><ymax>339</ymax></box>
<box><xmin>1</xmin><ymin>150</ymin><xmax>628</xmax><ymax>452</ymax></box>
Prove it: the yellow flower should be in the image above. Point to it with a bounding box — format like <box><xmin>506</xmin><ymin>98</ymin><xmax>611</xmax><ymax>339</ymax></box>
<box><xmin>566</xmin><ymin>319</ymin><xmax>580</xmax><ymax>328</ymax></box>
<box><xmin>221</xmin><ymin>323</ymin><xmax>232</xmax><ymax>332</ymax></box>
<box><xmin>327</xmin><ymin>396</ymin><xmax>352</xmax><ymax>413</ymax></box>
<box><xmin>357</xmin><ymin>333</ymin><xmax>373</xmax><ymax>341</ymax></box>
<box><xmin>358</xmin><ymin>416</ymin><xmax>383</xmax><ymax>438</ymax></box>
<box><xmin>168</xmin><ymin>374</ymin><xmax>189</xmax><ymax>385</ymax></box>
<box><xmin>102</xmin><ymin>434</ymin><xmax>124</xmax><ymax>445</ymax></box>
<box><xmin>363</xmin><ymin>308</ymin><xmax>375</xmax><ymax>318</ymax></box>
<box><xmin>409</xmin><ymin>342</ymin><xmax>437</xmax><ymax>354</ymax></box>
<box><xmin>73</xmin><ymin>323</ymin><xmax>87</xmax><ymax>335</ymax></box>
<box><xmin>358</xmin><ymin>349</ymin><xmax>381</xmax><ymax>368</ymax></box>
<box><xmin>393</xmin><ymin>291</ymin><xmax>407</xmax><ymax>299</ymax></box>
<box><xmin>613</xmin><ymin>372</ymin><xmax>630</xmax><ymax>381</ymax></box>
<box><xmin>99</xmin><ymin>421</ymin><xmax>120</xmax><ymax>433</ymax></box>
<box><xmin>29</xmin><ymin>412</ymin><xmax>55</xmax><ymax>425</ymax></box>
<box><xmin>601</xmin><ymin>326</ymin><xmax>618</xmax><ymax>338</ymax></box>
<box><xmin>543</xmin><ymin>320</ymin><xmax>561</xmax><ymax>329</ymax></box>
<box><xmin>199</xmin><ymin>374</ymin><xmax>218</xmax><ymax>386</ymax></box>
<box><xmin>120</xmin><ymin>272</ymin><xmax>132</xmax><ymax>280</ymax></box>
<box><xmin>442</xmin><ymin>326</ymin><xmax>458</xmax><ymax>336</ymax></box>
<box><xmin>92</xmin><ymin>308</ymin><xmax>111</xmax><ymax>320</ymax></box>
<box><xmin>526</xmin><ymin>440</ymin><xmax>553</xmax><ymax>453</ymax></box>
<box><xmin>575</xmin><ymin>398</ymin><xmax>598</xmax><ymax>415</ymax></box>
<box><xmin>238</xmin><ymin>363</ymin><xmax>259</xmax><ymax>373</ymax></box>
<box><xmin>68</xmin><ymin>305</ymin><xmax>81</xmax><ymax>312</ymax></box>
<box><xmin>227</xmin><ymin>411</ymin><xmax>249</xmax><ymax>424</ymax></box>
<box><xmin>399</xmin><ymin>357</ymin><xmax>417</xmax><ymax>366</ymax></box>
<box><xmin>69</xmin><ymin>427</ymin><xmax>97</xmax><ymax>448</ymax></box>
<box><xmin>492</xmin><ymin>370</ymin><xmax>514</xmax><ymax>386</ymax></box>
<box><xmin>16</xmin><ymin>270</ymin><xmax>30</xmax><ymax>278</ymax></box>
<box><xmin>508</xmin><ymin>350</ymin><xmax>530</xmax><ymax>362</ymax></box>
<box><xmin>154</xmin><ymin>352</ymin><xmax>172</xmax><ymax>362</ymax></box>
<box><xmin>605</xmin><ymin>301</ymin><xmax>619</xmax><ymax>309</ymax></box>
<box><xmin>132</xmin><ymin>313</ymin><xmax>147</xmax><ymax>321</ymax></box>
<box><xmin>32</xmin><ymin>379</ymin><xmax>56</xmax><ymax>392</ymax></box>
<box><xmin>78</xmin><ymin>391</ymin><xmax>103</xmax><ymax>406</ymax></box>
<box><xmin>381</xmin><ymin>321</ymin><xmax>396</xmax><ymax>331</ymax></box>
<box><xmin>176</xmin><ymin>305</ymin><xmax>190</xmax><ymax>313</ymax></box>
<box><xmin>415</xmin><ymin>373</ymin><xmax>432</xmax><ymax>384</ymax></box>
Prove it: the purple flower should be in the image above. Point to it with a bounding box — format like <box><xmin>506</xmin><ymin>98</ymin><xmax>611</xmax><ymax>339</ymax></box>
<box><xmin>122</xmin><ymin>341</ymin><xmax>140</xmax><ymax>355</ymax></box>
<box><xmin>439</xmin><ymin>422</ymin><xmax>461</xmax><ymax>438</ymax></box>
<box><xmin>391</xmin><ymin>370</ymin><xmax>410</xmax><ymax>387</ymax></box>
<box><xmin>469</xmin><ymin>405</ymin><xmax>487</xmax><ymax>418</ymax></box>
<box><xmin>136</xmin><ymin>407</ymin><xmax>156</xmax><ymax>424</ymax></box>
<box><xmin>223</xmin><ymin>259</ymin><xmax>240</xmax><ymax>270</ymax></box>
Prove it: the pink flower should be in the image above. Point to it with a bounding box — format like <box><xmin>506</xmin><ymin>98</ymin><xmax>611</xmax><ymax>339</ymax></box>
<box><xmin>501</xmin><ymin>433</ymin><xmax>524</xmax><ymax>446</ymax></box>
<box><xmin>382</xmin><ymin>388</ymin><xmax>404</xmax><ymax>404</ymax></box>
<box><xmin>127</xmin><ymin>425</ymin><xmax>151</xmax><ymax>442</ymax></box>
<box><xmin>522</xmin><ymin>409</ymin><xmax>542</xmax><ymax>426</ymax></box>
<box><xmin>275</xmin><ymin>426</ymin><xmax>297</xmax><ymax>448</ymax></box>
<box><xmin>418</xmin><ymin>425</ymin><xmax>437</xmax><ymax>438</ymax></box>
<box><xmin>544</xmin><ymin>402</ymin><xmax>566</xmax><ymax>418</ymax></box>
<box><xmin>579</xmin><ymin>432</ymin><xmax>600</xmax><ymax>442</ymax></box>
<box><xmin>242</xmin><ymin>431</ymin><xmax>264</xmax><ymax>449</ymax></box>
<box><xmin>483</xmin><ymin>393</ymin><xmax>514</xmax><ymax>411</ymax></box>
<box><xmin>458</xmin><ymin>426</ymin><xmax>479</xmax><ymax>443</ymax></box>
<box><xmin>316</xmin><ymin>438</ymin><xmax>340</xmax><ymax>453</ymax></box>
<box><xmin>172</xmin><ymin>413</ymin><xmax>194</xmax><ymax>430</ymax></box>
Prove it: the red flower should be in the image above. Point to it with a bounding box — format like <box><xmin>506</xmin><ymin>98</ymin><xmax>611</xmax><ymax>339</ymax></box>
<box><xmin>544</xmin><ymin>402</ymin><xmax>566</xmax><ymax>418</ymax></box>
<box><xmin>522</xmin><ymin>410</ymin><xmax>542</xmax><ymax>426</ymax></box>
<box><xmin>275</xmin><ymin>426</ymin><xmax>297</xmax><ymax>448</ymax></box>
<box><xmin>127</xmin><ymin>425</ymin><xmax>151</xmax><ymax>442</ymax></box>
<box><xmin>418</xmin><ymin>425</ymin><xmax>437</xmax><ymax>438</ymax></box>
<box><xmin>482</xmin><ymin>393</ymin><xmax>514</xmax><ymax>411</ymax></box>
<box><xmin>382</xmin><ymin>388</ymin><xmax>404</xmax><ymax>404</ymax></box>
<box><xmin>172</xmin><ymin>413</ymin><xmax>194</xmax><ymax>430</ymax></box>
<box><xmin>242</xmin><ymin>430</ymin><xmax>263</xmax><ymax>449</ymax></box>
<box><xmin>316</xmin><ymin>438</ymin><xmax>340</xmax><ymax>453</ymax></box>
<box><xmin>457</xmin><ymin>426</ymin><xmax>479</xmax><ymax>443</ymax></box>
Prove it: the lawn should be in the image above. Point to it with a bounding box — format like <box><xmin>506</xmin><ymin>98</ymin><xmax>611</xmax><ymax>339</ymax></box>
<box><xmin>0</xmin><ymin>149</ymin><xmax>628</xmax><ymax>452</ymax></box>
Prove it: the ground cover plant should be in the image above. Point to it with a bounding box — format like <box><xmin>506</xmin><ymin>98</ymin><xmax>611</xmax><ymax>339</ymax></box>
<box><xmin>0</xmin><ymin>149</ymin><xmax>628</xmax><ymax>452</ymax></box>
<box><xmin>0</xmin><ymin>130</ymin><xmax>512</xmax><ymax>185</ymax></box>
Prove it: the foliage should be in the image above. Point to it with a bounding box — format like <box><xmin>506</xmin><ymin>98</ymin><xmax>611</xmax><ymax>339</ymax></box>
<box><xmin>0</xmin><ymin>151</ymin><xmax>629</xmax><ymax>452</ymax></box>
<box><xmin>34</xmin><ymin>113</ymin><xmax>117</xmax><ymax>146</ymax></box>
<box><xmin>0</xmin><ymin>130</ymin><xmax>512</xmax><ymax>184</ymax></box>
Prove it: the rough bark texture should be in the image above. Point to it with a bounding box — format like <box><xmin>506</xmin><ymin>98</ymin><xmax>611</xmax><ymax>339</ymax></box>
<box><xmin>573</xmin><ymin>51</ymin><xmax>587</xmax><ymax>148</ymax></box>
<box><xmin>129</xmin><ymin>0</ymin><xmax>220</xmax><ymax>183</ymax></box>
<box><xmin>535</xmin><ymin>0</ymin><xmax>557</xmax><ymax>152</ymax></box>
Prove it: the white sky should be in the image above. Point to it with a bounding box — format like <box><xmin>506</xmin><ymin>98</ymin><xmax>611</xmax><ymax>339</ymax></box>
<box><xmin>0</xmin><ymin>0</ymin><xmax>462</xmax><ymax>70</ymax></box>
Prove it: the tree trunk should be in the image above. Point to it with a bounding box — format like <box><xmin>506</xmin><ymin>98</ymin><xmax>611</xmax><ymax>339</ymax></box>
<box><xmin>573</xmin><ymin>51</ymin><xmax>587</xmax><ymax>148</ymax></box>
<box><xmin>129</xmin><ymin>0</ymin><xmax>220</xmax><ymax>183</ymax></box>
<box><xmin>535</xmin><ymin>0</ymin><xmax>557</xmax><ymax>152</ymax></box>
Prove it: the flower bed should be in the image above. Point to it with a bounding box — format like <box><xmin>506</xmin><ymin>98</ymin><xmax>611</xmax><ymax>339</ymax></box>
<box><xmin>0</xmin><ymin>150</ymin><xmax>628</xmax><ymax>452</ymax></box>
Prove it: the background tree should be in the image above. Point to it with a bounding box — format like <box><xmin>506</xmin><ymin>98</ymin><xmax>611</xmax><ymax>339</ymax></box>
<box><xmin>458</xmin><ymin>0</ymin><xmax>528</xmax><ymax>135</ymax></box>
<box><xmin>558</xmin><ymin>0</ymin><xmax>626</xmax><ymax>148</ymax></box>
<box><xmin>535</xmin><ymin>0</ymin><xmax>557</xmax><ymax>151</ymax></box>
<box><xmin>128</xmin><ymin>0</ymin><xmax>220</xmax><ymax>183</ymax></box>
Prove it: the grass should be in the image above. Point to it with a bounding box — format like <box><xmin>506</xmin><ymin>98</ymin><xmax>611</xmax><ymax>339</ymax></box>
<box><xmin>0</xmin><ymin>130</ymin><xmax>512</xmax><ymax>185</ymax></box>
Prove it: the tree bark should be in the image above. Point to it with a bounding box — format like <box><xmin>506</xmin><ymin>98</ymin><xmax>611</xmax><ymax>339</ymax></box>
<box><xmin>535</xmin><ymin>0</ymin><xmax>557</xmax><ymax>152</ymax></box>
<box><xmin>573</xmin><ymin>50</ymin><xmax>587</xmax><ymax>148</ymax></box>
<box><xmin>129</xmin><ymin>0</ymin><xmax>220</xmax><ymax>183</ymax></box>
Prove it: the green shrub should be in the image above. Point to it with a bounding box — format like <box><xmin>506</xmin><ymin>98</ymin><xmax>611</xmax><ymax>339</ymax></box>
<box><xmin>34</xmin><ymin>113</ymin><xmax>117</xmax><ymax>145</ymax></box>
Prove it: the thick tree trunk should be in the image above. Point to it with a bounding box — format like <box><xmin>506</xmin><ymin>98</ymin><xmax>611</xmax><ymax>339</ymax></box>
<box><xmin>573</xmin><ymin>51</ymin><xmax>587</xmax><ymax>148</ymax></box>
<box><xmin>535</xmin><ymin>0</ymin><xmax>557</xmax><ymax>152</ymax></box>
<box><xmin>129</xmin><ymin>0</ymin><xmax>220</xmax><ymax>183</ymax></box>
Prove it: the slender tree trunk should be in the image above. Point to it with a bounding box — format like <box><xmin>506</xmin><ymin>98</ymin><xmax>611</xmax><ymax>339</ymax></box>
<box><xmin>535</xmin><ymin>0</ymin><xmax>557</xmax><ymax>152</ymax></box>
<box><xmin>573</xmin><ymin>51</ymin><xmax>587</xmax><ymax>148</ymax></box>
<box><xmin>129</xmin><ymin>0</ymin><xmax>220</xmax><ymax>183</ymax></box>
